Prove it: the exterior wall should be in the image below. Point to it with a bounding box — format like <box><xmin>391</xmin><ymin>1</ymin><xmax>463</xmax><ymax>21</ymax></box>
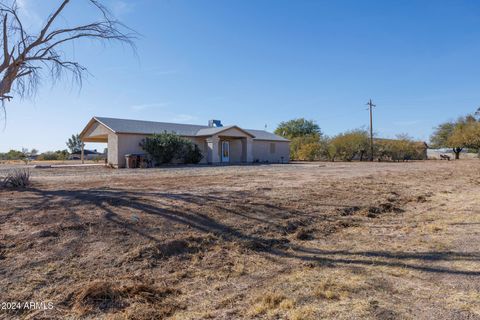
<box><xmin>116</xmin><ymin>134</ymin><xmax>147</xmax><ymax>167</ymax></box>
<box><xmin>252</xmin><ymin>140</ymin><xmax>290</xmax><ymax>163</ymax></box>
<box><xmin>206</xmin><ymin>136</ymin><xmax>220</xmax><ymax>163</ymax></box>
<box><xmin>228</xmin><ymin>139</ymin><xmax>243</xmax><ymax>163</ymax></box>
<box><xmin>107</xmin><ymin>133</ymin><xmax>119</xmax><ymax>166</ymax></box>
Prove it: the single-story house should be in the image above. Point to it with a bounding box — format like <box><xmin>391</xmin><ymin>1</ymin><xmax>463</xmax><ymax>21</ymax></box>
<box><xmin>79</xmin><ymin>117</ymin><xmax>290</xmax><ymax>168</ymax></box>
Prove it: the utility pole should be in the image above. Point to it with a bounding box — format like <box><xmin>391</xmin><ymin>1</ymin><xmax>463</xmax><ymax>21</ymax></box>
<box><xmin>366</xmin><ymin>99</ymin><xmax>376</xmax><ymax>161</ymax></box>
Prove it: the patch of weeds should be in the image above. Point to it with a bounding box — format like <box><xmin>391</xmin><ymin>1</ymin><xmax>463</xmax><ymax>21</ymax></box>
<box><xmin>314</xmin><ymin>280</ymin><xmax>341</xmax><ymax>300</ymax></box>
<box><xmin>289</xmin><ymin>306</ymin><xmax>315</xmax><ymax>320</ymax></box>
<box><xmin>2</xmin><ymin>169</ymin><xmax>31</xmax><ymax>188</ymax></box>
<box><xmin>249</xmin><ymin>292</ymin><xmax>294</xmax><ymax>316</ymax></box>
<box><xmin>71</xmin><ymin>281</ymin><xmax>180</xmax><ymax>317</ymax></box>
<box><xmin>369</xmin><ymin>300</ymin><xmax>398</xmax><ymax>320</ymax></box>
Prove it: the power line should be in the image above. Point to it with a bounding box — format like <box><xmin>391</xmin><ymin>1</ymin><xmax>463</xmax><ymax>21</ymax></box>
<box><xmin>366</xmin><ymin>99</ymin><xmax>376</xmax><ymax>161</ymax></box>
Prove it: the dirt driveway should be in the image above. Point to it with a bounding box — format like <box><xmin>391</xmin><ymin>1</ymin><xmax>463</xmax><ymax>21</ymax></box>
<box><xmin>0</xmin><ymin>161</ymin><xmax>479</xmax><ymax>319</ymax></box>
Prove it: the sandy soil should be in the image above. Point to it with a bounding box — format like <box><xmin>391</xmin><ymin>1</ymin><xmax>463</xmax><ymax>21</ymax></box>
<box><xmin>0</xmin><ymin>161</ymin><xmax>479</xmax><ymax>319</ymax></box>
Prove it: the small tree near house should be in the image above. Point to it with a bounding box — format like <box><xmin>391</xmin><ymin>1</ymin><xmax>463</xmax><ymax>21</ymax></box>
<box><xmin>66</xmin><ymin>134</ymin><xmax>83</xmax><ymax>153</ymax></box>
<box><xmin>275</xmin><ymin>118</ymin><xmax>326</xmax><ymax>161</ymax></box>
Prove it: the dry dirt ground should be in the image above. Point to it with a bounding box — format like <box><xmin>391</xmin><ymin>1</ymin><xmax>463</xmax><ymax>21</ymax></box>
<box><xmin>0</xmin><ymin>161</ymin><xmax>479</xmax><ymax>320</ymax></box>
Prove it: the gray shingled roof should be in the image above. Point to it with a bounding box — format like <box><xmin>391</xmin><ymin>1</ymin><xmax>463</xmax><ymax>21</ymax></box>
<box><xmin>246</xmin><ymin>129</ymin><xmax>289</xmax><ymax>141</ymax></box>
<box><xmin>93</xmin><ymin>116</ymin><xmax>289</xmax><ymax>141</ymax></box>
<box><xmin>95</xmin><ymin>117</ymin><xmax>206</xmax><ymax>136</ymax></box>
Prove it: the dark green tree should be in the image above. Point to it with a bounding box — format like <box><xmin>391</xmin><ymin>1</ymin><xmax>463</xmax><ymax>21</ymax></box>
<box><xmin>274</xmin><ymin>118</ymin><xmax>321</xmax><ymax>139</ymax></box>
<box><xmin>66</xmin><ymin>134</ymin><xmax>83</xmax><ymax>153</ymax></box>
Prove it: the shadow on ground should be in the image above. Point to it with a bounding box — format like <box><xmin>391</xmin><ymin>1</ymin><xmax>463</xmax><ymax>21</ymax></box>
<box><xmin>12</xmin><ymin>186</ymin><xmax>480</xmax><ymax>277</ymax></box>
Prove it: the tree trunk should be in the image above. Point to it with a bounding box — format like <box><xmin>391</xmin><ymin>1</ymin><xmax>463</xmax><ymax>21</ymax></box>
<box><xmin>453</xmin><ymin>148</ymin><xmax>462</xmax><ymax>160</ymax></box>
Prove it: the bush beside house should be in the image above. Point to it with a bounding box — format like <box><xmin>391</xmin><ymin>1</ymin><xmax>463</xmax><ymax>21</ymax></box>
<box><xmin>140</xmin><ymin>132</ymin><xmax>203</xmax><ymax>165</ymax></box>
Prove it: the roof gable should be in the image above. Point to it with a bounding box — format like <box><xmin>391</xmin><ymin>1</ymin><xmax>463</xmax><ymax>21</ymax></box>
<box><xmin>196</xmin><ymin>125</ymin><xmax>255</xmax><ymax>138</ymax></box>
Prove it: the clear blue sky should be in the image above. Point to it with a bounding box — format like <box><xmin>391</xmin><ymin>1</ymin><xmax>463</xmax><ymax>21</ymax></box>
<box><xmin>2</xmin><ymin>0</ymin><xmax>480</xmax><ymax>152</ymax></box>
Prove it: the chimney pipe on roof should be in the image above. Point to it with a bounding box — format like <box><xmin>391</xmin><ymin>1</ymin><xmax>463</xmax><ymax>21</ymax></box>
<box><xmin>208</xmin><ymin>119</ymin><xmax>223</xmax><ymax>127</ymax></box>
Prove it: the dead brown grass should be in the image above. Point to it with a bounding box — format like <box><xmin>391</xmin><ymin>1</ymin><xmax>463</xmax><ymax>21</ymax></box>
<box><xmin>66</xmin><ymin>280</ymin><xmax>181</xmax><ymax>320</ymax></box>
<box><xmin>0</xmin><ymin>160</ymin><xmax>479</xmax><ymax>319</ymax></box>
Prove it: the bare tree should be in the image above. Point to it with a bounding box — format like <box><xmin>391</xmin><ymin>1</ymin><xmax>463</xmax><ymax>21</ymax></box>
<box><xmin>0</xmin><ymin>0</ymin><xmax>135</xmax><ymax>115</ymax></box>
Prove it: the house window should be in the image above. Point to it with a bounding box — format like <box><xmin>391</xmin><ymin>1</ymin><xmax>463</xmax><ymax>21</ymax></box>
<box><xmin>270</xmin><ymin>143</ymin><xmax>276</xmax><ymax>154</ymax></box>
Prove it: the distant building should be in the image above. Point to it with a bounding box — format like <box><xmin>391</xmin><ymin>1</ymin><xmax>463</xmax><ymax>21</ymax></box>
<box><xmin>69</xmin><ymin>149</ymin><xmax>105</xmax><ymax>160</ymax></box>
<box><xmin>427</xmin><ymin>148</ymin><xmax>478</xmax><ymax>159</ymax></box>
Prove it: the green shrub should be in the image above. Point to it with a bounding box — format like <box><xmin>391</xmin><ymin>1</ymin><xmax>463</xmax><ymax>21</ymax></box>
<box><xmin>140</xmin><ymin>132</ymin><xmax>203</xmax><ymax>165</ymax></box>
<box><xmin>289</xmin><ymin>134</ymin><xmax>329</xmax><ymax>161</ymax></box>
<box><xmin>181</xmin><ymin>143</ymin><xmax>203</xmax><ymax>164</ymax></box>
<box><xmin>329</xmin><ymin>129</ymin><xmax>370</xmax><ymax>161</ymax></box>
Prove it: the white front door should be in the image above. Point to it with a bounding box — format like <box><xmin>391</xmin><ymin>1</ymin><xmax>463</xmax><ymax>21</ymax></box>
<box><xmin>221</xmin><ymin>141</ymin><xmax>230</xmax><ymax>162</ymax></box>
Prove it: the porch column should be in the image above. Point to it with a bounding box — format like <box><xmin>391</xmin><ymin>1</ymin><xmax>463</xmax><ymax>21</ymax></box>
<box><xmin>206</xmin><ymin>136</ymin><xmax>220</xmax><ymax>164</ymax></box>
<box><xmin>245</xmin><ymin>137</ymin><xmax>253</xmax><ymax>163</ymax></box>
<box><xmin>81</xmin><ymin>142</ymin><xmax>85</xmax><ymax>164</ymax></box>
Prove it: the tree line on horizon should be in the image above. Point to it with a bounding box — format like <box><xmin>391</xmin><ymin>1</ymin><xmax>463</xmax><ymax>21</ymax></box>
<box><xmin>275</xmin><ymin>111</ymin><xmax>480</xmax><ymax>161</ymax></box>
<box><xmin>273</xmin><ymin>118</ymin><xmax>426</xmax><ymax>162</ymax></box>
<box><xmin>2</xmin><ymin>111</ymin><xmax>480</xmax><ymax>163</ymax></box>
<box><xmin>0</xmin><ymin>134</ymin><xmax>85</xmax><ymax>161</ymax></box>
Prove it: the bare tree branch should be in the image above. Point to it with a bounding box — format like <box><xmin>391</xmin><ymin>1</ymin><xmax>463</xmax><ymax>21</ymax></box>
<box><xmin>1</xmin><ymin>14</ymin><xmax>9</xmax><ymax>69</ymax></box>
<box><xmin>0</xmin><ymin>0</ymin><xmax>136</xmax><ymax>116</ymax></box>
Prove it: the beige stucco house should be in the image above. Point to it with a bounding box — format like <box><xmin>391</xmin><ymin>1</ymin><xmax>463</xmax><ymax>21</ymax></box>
<box><xmin>80</xmin><ymin>117</ymin><xmax>290</xmax><ymax>168</ymax></box>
